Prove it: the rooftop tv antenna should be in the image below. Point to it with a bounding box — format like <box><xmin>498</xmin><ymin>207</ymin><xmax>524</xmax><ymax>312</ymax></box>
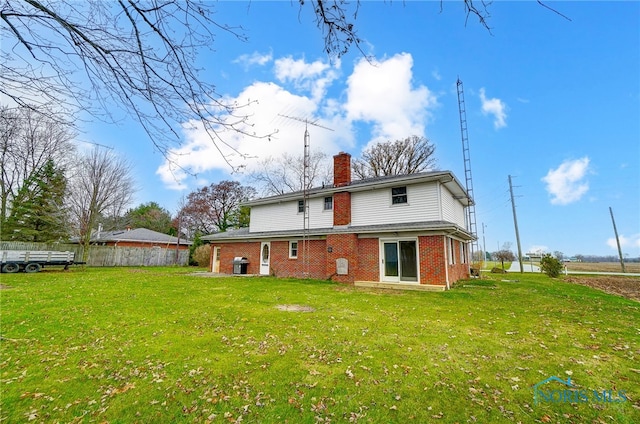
<box><xmin>278</xmin><ymin>114</ymin><xmax>333</xmax><ymax>277</ymax></box>
<box><xmin>456</xmin><ymin>78</ymin><xmax>480</xmax><ymax>263</ymax></box>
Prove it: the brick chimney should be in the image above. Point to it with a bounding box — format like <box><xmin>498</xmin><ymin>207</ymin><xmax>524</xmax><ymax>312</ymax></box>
<box><xmin>333</xmin><ymin>152</ymin><xmax>351</xmax><ymax>226</ymax></box>
<box><xmin>333</xmin><ymin>152</ymin><xmax>351</xmax><ymax>187</ymax></box>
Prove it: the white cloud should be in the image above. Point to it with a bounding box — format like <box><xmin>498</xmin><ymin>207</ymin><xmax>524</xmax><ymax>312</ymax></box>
<box><xmin>479</xmin><ymin>87</ymin><xmax>507</xmax><ymax>129</ymax></box>
<box><xmin>344</xmin><ymin>53</ymin><xmax>437</xmax><ymax>144</ymax></box>
<box><xmin>156</xmin><ymin>81</ymin><xmax>347</xmax><ymax>190</ymax></box>
<box><xmin>527</xmin><ymin>245</ymin><xmax>548</xmax><ymax>255</ymax></box>
<box><xmin>542</xmin><ymin>157</ymin><xmax>591</xmax><ymax>205</ymax></box>
<box><xmin>274</xmin><ymin>56</ymin><xmax>339</xmax><ymax>102</ymax></box>
<box><xmin>156</xmin><ymin>53</ymin><xmax>436</xmax><ymax>190</ymax></box>
<box><xmin>606</xmin><ymin>234</ymin><xmax>640</xmax><ymax>251</ymax></box>
<box><xmin>233</xmin><ymin>51</ymin><xmax>273</xmax><ymax>69</ymax></box>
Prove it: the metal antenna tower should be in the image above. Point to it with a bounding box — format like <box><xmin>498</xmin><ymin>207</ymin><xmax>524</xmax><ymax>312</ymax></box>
<box><xmin>456</xmin><ymin>78</ymin><xmax>480</xmax><ymax>261</ymax></box>
<box><xmin>278</xmin><ymin>114</ymin><xmax>333</xmax><ymax>277</ymax></box>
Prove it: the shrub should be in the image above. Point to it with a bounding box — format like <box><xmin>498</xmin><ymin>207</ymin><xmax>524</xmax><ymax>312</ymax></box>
<box><xmin>192</xmin><ymin>244</ymin><xmax>211</xmax><ymax>267</ymax></box>
<box><xmin>540</xmin><ymin>254</ymin><xmax>564</xmax><ymax>278</ymax></box>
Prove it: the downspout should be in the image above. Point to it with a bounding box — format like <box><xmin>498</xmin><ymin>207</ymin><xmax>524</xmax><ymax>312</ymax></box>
<box><xmin>444</xmin><ymin>236</ymin><xmax>450</xmax><ymax>290</ymax></box>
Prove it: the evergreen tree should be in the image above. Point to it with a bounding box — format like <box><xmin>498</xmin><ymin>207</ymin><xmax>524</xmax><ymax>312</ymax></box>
<box><xmin>2</xmin><ymin>160</ymin><xmax>68</xmax><ymax>242</ymax></box>
<box><xmin>124</xmin><ymin>202</ymin><xmax>173</xmax><ymax>234</ymax></box>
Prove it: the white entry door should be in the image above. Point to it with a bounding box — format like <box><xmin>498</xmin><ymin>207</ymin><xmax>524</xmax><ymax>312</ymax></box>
<box><xmin>260</xmin><ymin>242</ymin><xmax>270</xmax><ymax>275</ymax></box>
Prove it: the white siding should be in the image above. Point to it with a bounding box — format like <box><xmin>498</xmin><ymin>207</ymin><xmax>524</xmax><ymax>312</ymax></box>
<box><xmin>440</xmin><ymin>185</ymin><xmax>466</xmax><ymax>227</ymax></box>
<box><xmin>351</xmin><ymin>182</ymin><xmax>441</xmax><ymax>227</ymax></box>
<box><xmin>250</xmin><ymin>196</ymin><xmax>332</xmax><ymax>232</ymax></box>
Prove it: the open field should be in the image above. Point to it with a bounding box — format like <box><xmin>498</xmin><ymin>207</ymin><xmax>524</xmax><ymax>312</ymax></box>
<box><xmin>564</xmin><ymin>262</ymin><xmax>640</xmax><ymax>274</ymax></box>
<box><xmin>480</xmin><ymin>261</ymin><xmax>640</xmax><ymax>274</ymax></box>
<box><xmin>1</xmin><ymin>268</ymin><xmax>639</xmax><ymax>423</ymax></box>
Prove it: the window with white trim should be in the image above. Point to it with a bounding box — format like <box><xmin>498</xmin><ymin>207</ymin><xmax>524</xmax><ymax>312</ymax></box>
<box><xmin>324</xmin><ymin>196</ymin><xmax>333</xmax><ymax>210</ymax></box>
<box><xmin>448</xmin><ymin>238</ymin><xmax>456</xmax><ymax>265</ymax></box>
<box><xmin>289</xmin><ymin>241</ymin><xmax>299</xmax><ymax>259</ymax></box>
<box><xmin>391</xmin><ymin>186</ymin><xmax>408</xmax><ymax>205</ymax></box>
<box><xmin>297</xmin><ymin>200</ymin><xmax>304</xmax><ymax>213</ymax></box>
<box><xmin>460</xmin><ymin>242</ymin><xmax>467</xmax><ymax>264</ymax></box>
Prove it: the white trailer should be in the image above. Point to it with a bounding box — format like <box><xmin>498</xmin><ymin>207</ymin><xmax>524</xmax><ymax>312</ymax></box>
<box><xmin>0</xmin><ymin>250</ymin><xmax>81</xmax><ymax>273</ymax></box>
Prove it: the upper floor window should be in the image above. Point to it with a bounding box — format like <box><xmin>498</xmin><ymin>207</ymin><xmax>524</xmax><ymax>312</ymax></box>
<box><xmin>391</xmin><ymin>186</ymin><xmax>408</xmax><ymax>205</ymax></box>
<box><xmin>324</xmin><ymin>196</ymin><xmax>333</xmax><ymax>210</ymax></box>
<box><xmin>298</xmin><ymin>200</ymin><xmax>304</xmax><ymax>213</ymax></box>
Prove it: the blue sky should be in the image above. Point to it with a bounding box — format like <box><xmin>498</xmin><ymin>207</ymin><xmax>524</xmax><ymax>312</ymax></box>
<box><xmin>81</xmin><ymin>1</ymin><xmax>639</xmax><ymax>258</ymax></box>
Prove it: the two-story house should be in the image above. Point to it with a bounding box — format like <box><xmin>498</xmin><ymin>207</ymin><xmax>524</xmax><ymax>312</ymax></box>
<box><xmin>202</xmin><ymin>152</ymin><xmax>473</xmax><ymax>290</ymax></box>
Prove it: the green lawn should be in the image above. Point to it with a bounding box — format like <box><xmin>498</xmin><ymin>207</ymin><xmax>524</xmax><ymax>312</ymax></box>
<box><xmin>1</xmin><ymin>268</ymin><xmax>638</xmax><ymax>423</ymax></box>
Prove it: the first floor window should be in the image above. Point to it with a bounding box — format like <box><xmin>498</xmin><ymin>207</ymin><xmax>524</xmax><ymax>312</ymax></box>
<box><xmin>289</xmin><ymin>241</ymin><xmax>299</xmax><ymax>258</ymax></box>
<box><xmin>449</xmin><ymin>238</ymin><xmax>456</xmax><ymax>265</ymax></box>
<box><xmin>460</xmin><ymin>242</ymin><xmax>467</xmax><ymax>264</ymax></box>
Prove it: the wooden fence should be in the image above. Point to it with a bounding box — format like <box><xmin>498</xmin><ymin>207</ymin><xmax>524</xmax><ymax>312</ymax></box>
<box><xmin>0</xmin><ymin>241</ymin><xmax>189</xmax><ymax>267</ymax></box>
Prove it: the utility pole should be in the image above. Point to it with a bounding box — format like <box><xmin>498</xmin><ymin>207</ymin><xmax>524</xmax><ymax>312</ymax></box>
<box><xmin>508</xmin><ymin>175</ymin><xmax>524</xmax><ymax>273</ymax></box>
<box><xmin>482</xmin><ymin>223</ymin><xmax>487</xmax><ymax>262</ymax></box>
<box><xmin>609</xmin><ymin>207</ymin><xmax>626</xmax><ymax>273</ymax></box>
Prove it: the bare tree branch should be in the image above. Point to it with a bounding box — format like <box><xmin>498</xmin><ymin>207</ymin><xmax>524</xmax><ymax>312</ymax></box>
<box><xmin>66</xmin><ymin>148</ymin><xmax>136</xmax><ymax>262</ymax></box>
<box><xmin>1</xmin><ymin>0</ymin><xmax>270</xmax><ymax>170</ymax></box>
<box><xmin>536</xmin><ymin>0</ymin><xmax>572</xmax><ymax>22</ymax></box>
<box><xmin>249</xmin><ymin>151</ymin><xmax>333</xmax><ymax>196</ymax></box>
<box><xmin>352</xmin><ymin>136</ymin><xmax>437</xmax><ymax>180</ymax></box>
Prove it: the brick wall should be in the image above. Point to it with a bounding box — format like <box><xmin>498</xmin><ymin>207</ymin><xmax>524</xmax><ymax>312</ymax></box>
<box><xmin>333</xmin><ymin>192</ymin><xmax>351</xmax><ymax>226</ymax></box>
<box><xmin>326</xmin><ymin>233</ymin><xmax>358</xmax><ymax>283</ymax></box>
<box><xmin>210</xmin><ymin>234</ymin><xmax>468</xmax><ymax>287</ymax></box>
<box><xmin>447</xmin><ymin>238</ymin><xmax>471</xmax><ymax>284</ymax></box>
<box><xmin>418</xmin><ymin>235</ymin><xmax>447</xmax><ymax>285</ymax></box>
<box><xmin>210</xmin><ymin>241</ymin><xmax>261</xmax><ymax>274</ymax></box>
<box><xmin>269</xmin><ymin>239</ymin><xmax>327</xmax><ymax>280</ymax></box>
<box><xmin>356</xmin><ymin>238</ymin><xmax>379</xmax><ymax>281</ymax></box>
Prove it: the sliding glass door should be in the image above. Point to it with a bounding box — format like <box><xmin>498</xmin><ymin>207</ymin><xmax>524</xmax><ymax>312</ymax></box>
<box><xmin>381</xmin><ymin>239</ymin><xmax>418</xmax><ymax>282</ymax></box>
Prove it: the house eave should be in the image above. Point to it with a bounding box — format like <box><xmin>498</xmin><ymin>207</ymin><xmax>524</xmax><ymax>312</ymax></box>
<box><xmin>202</xmin><ymin>221</ymin><xmax>473</xmax><ymax>242</ymax></box>
<box><xmin>242</xmin><ymin>171</ymin><xmax>471</xmax><ymax>207</ymax></box>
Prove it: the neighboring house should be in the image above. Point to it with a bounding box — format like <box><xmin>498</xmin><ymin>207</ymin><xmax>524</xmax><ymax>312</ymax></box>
<box><xmin>202</xmin><ymin>152</ymin><xmax>474</xmax><ymax>289</ymax></box>
<box><xmin>88</xmin><ymin>227</ymin><xmax>191</xmax><ymax>250</ymax></box>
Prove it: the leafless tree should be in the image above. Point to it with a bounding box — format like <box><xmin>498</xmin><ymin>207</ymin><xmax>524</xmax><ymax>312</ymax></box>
<box><xmin>1</xmin><ymin>0</ymin><xmax>270</xmax><ymax>167</ymax></box>
<box><xmin>493</xmin><ymin>249</ymin><xmax>516</xmax><ymax>271</ymax></box>
<box><xmin>66</xmin><ymin>148</ymin><xmax>135</xmax><ymax>262</ymax></box>
<box><xmin>179</xmin><ymin>180</ymin><xmax>256</xmax><ymax>235</ymax></box>
<box><xmin>249</xmin><ymin>151</ymin><xmax>333</xmax><ymax>196</ymax></box>
<box><xmin>0</xmin><ymin>105</ymin><xmax>75</xmax><ymax>225</ymax></box>
<box><xmin>352</xmin><ymin>136</ymin><xmax>437</xmax><ymax>180</ymax></box>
